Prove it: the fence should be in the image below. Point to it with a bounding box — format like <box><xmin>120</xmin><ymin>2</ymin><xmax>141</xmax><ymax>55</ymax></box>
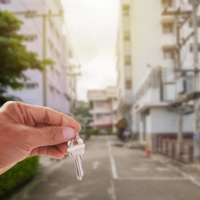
<box><xmin>153</xmin><ymin>138</ymin><xmax>200</xmax><ymax>164</ymax></box>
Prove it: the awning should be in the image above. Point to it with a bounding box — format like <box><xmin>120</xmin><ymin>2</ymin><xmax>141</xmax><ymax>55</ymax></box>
<box><xmin>136</xmin><ymin>103</ymin><xmax>169</xmax><ymax>113</ymax></box>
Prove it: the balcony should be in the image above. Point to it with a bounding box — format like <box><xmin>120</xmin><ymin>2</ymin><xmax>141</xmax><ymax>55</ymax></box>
<box><xmin>163</xmin><ymin>59</ymin><xmax>174</xmax><ymax>68</ymax></box>
<box><xmin>161</xmin><ymin>15</ymin><xmax>175</xmax><ymax>24</ymax></box>
<box><xmin>94</xmin><ymin>116</ymin><xmax>113</xmax><ymax>126</ymax></box>
<box><xmin>89</xmin><ymin>108</ymin><xmax>112</xmax><ymax>115</ymax></box>
<box><xmin>124</xmin><ymin>66</ymin><xmax>132</xmax><ymax>78</ymax></box>
<box><xmin>124</xmin><ymin>90</ymin><xmax>133</xmax><ymax>104</ymax></box>
<box><xmin>118</xmin><ymin>90</ymin><xmax>133</xmax><ymax>111</ymax></box>
<box><xmin>161</xmin><ymin>34</ymin><xmax>175</xmax><ymax>49</ymax></box>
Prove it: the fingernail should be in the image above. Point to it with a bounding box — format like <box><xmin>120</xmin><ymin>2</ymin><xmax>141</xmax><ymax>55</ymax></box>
<box><xmin>62</xmin><ymin>128</ymin><xmax>76</xmax><ymax>140</ymax></box>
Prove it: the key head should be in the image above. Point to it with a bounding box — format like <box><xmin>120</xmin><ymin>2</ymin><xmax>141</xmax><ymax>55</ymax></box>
<box><xmin>67</xmin><ymin>143</ymin><xmax>85</xmax><ymax>156</ymax></box>
<box><xmin>68</xmin><ymin>138</ymin><xmax>83</xmax><ymax>146</ymax></box>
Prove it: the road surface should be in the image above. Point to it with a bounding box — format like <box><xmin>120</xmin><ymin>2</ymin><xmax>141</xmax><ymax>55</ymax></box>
<box><xmin>17</xmin><ymin>136</ymin><xmax>200</xmax><ymax>200</ymax></box>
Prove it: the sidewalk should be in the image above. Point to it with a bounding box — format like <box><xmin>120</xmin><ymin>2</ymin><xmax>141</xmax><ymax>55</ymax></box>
<box><xmin>112</xmin><ymin>138</ymin><xmax>200</xmax><ymax>186</ymax></box>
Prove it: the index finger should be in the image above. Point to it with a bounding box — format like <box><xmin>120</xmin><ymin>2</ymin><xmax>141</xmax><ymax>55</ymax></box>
<box><xmin>19</xmin><ymin>102</ymin><xmax>81</xmax><ymax>131</ymax></box>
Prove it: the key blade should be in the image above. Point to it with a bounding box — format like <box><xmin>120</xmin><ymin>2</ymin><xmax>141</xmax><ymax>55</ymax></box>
<box><xmin>74</xmin><ymin>155</ymin><xmax>84</xmax><ymax>180</ymax></box>
<box><xmin>77</xmin><ymin>155</ymin><xmax>84</xmax><ymax>178</ymax></box>
<box><xmin>74</xmin><ymin>155</ymin><xmax>83</xmax><ymax>180</ymax></box>
<box><xmin>74</xmin><ymin>156</ymin><xmax>80</xmax><ymax>180</ymax></box>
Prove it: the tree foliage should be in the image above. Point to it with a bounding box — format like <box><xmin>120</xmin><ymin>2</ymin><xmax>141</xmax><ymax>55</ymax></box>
<box><xmin>75</xmin><ymin>101</ymin><xmax>92</xmax><ymax>128</ymax></box>
<box><xmin>0</xmin><ymin>10</ymin><xmax>53</xmax><ymax>105</ymax></box>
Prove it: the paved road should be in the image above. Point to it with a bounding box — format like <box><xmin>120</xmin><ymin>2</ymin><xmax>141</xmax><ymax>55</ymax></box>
<box><xmin>19</xmin><ymin>136</ymin><xmax>200</xmax><ymax>200</ymax></box>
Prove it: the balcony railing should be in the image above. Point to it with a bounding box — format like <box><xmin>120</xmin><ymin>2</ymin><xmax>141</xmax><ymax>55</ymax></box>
<box><xmin>94</xmin><ymin>116</ymin><xmax>113</xmax><ymax>126</ymax></box>
<box><xmin>89</xmin><ymin>109</ymin><xmax>111</xmax><ymax>114</ymax></box>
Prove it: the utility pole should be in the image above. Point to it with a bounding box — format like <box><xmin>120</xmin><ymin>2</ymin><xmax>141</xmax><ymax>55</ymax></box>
<box><xmin>162</xmin><ymin>6</ymin><xmax>194</xmax><ymax>157</ymax></box>
<box><xmin>175</xmin><ymin>11</ymin><xmax>183</xmax><ymax>145</ymax></box>
<box><xmin>42</xmin><ymin>14</ymin><xmax>47</xmax><ymax>106</ymax></box>
<box><xmin>191</xmin><ymin>0</ymin><xmax>200</xmax><ymax>160</ymax></box>
<box><xmin>25</xmin><ymin>10</ymin><xmax>63</xmax><ymax>106</ymax></box>
<box><xmin>67</xmin><ymin>65</ymin><xmax>81</xmax><ymax>117</ymax></box>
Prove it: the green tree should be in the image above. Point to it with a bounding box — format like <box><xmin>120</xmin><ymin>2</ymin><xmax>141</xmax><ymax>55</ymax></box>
<box><xmin>0</xmin><ymin>10</ymin><xmax>52</xmax><ymax>105</ymax></box>
<box><xmin>75</xmin><ymin>101</ymin><xmax>92</xmax><ymax>125</ymax></box>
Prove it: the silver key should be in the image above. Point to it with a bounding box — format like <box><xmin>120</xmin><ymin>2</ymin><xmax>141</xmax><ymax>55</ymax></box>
<box><xmin>67</xmin><ymin>137</ymin><xmax>85</xmax><ymax>180</ymax></box>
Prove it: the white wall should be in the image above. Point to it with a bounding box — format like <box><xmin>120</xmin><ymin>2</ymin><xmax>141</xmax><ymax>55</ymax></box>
<box><xmin>151</xmin><ymin>108</ymin><xmax>177</xmax><ymax>133</ymax></box>
<box><xmin>151</xmin><ymin>108</ymin><xmax>193</xmax><ymax>134</ymax></box>
<box><xmin>131</xmin><ymin>0</ymin><xmax>164</xmax><ymax>92</ymax></box>
<box><xmin>183</xmin><ymin>113</ymin><xmax>194</xmax><ymax>133</ymax></box>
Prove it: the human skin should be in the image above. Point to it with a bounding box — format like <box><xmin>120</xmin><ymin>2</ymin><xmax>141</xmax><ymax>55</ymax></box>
<box><xmin>0</xmin><ymin>101</ymin><xmax>81</xmax><ymax>175</ymax></box>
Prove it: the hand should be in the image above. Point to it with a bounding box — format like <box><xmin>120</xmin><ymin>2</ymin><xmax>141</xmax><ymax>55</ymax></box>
<box><xmin>0</xmin><ymin>101</ymin><xmax>81</xmax><ymax>174</ymax></box>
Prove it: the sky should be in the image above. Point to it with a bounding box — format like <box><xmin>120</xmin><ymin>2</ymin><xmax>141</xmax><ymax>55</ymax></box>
<box><xmin>61</xmin><ymin>0</ymin><xmax>119</xmax><ymax>101</ymax></box>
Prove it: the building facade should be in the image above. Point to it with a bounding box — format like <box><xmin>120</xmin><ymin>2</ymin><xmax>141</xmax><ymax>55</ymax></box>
<box><xmin>0</xmin><ymin>0</ymin><xmax>76</xmax><ymax>115</ymax></box>
<box><xmin>116</xmin><ymin>0</ymin><xmax>196</xmax><ymax>147</ymax></box>
<box><xmin>87</xmin><ymin>86</ymin><xmax>117</xmax><ymax>133</ymax></box>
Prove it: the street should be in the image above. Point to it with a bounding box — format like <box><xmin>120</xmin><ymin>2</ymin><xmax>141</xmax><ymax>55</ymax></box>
<box><xmin>20</xmin><ymin>136</ymin><xmax>200</xmax><ymax>200</ymax></box>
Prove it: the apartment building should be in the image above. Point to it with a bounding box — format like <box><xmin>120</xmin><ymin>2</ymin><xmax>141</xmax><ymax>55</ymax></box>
<box><xmin>0</xmin><ymin>0</ymin><xmax>75</xmax><ymax>115</ymax></box>
<box><xmin>87</xmin><ymin>86</ymin><xmax>117</xmax><ymax>132</ymax></box>
<box><xmin>116</xmin><ymin>0</ymin><xmax>195</xmax><ymax>147</ymax></box>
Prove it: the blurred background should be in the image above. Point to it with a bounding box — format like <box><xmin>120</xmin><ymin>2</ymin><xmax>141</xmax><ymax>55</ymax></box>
<box><xmin>1</xmin><ymin>0</ymin><xmax>200</xmax><ymax>199</ymax></box>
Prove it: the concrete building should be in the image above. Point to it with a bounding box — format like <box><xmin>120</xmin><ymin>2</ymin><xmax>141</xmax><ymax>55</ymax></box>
<box><xmin>87</xmin><ymin>86</ymin><xmax>117</xmax><ymax>132</ymax></box>
<box><xmin>116</xmin><ymin>0</ymin><xmax>196</xmax><ymax>147</ymax></box>
<box><xmin>0</xmin><ymin>0</ymin><xmax>76</xmax><ymax>115</ymax></box>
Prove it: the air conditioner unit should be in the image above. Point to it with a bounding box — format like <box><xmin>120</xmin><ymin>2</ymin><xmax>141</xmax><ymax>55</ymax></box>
<box><xmin>175</xmin><ymin>76</ymin><xmax>185</xmax><ymax>95</ymax></box>
<box><xmin>185</xmin><ymin>74</ymin><xmax>194</xmax><ymax>94</ymax></box>
<box><xmin>176</xmin><ymin>74</ymin><xmax>194</xmax><ymax>95</ymax></box>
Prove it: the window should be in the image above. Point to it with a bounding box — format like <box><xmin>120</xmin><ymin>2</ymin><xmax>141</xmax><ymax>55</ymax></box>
<box><xmin>56</xmin><ymin>70</ymin><xmax>60</xmax><ymax>84</ymax></box>
<box><xmin>190</xmin><ymin>43</ymin><xmax>200</xmax><ymax>52</ymax></box>
<box><xmin>25</xmin><ymin>34</ymin><xmax>37</xmax><ymax>42</ymax></box>
<box><xmin>56</xmin><ymin>50</ymin><xmax>60</xmax><ymax>63</ymax></box>
<box><xmin>68</xmin><ymin>50</ymin><xmax>73</xmax><ymax>58</ymax></box>
<box><xmin>55</xmin><ymin>29</ymin><xmax>60</xmax><ymax>41</ymax></box>
<box><xmin>125</xmin><ymin>79</ymin><xmax>132</xmax><ymax>89</ymax></box>
<box><xmin>50</xmin><ymin>66</ymin><xmax>54</xmax><ymax>77</ymax></box>
<box><xmin>25</xmin><ymin>83</ymin><xmax>38</xmax><ymax>89</ymax></box>
<box><xmin>0</xmin><ymin>0</ymin><xmax>11</xmax><ymax>3</ymax></box>
<box><xmin>49</xmin><ymin>19</ymin><xmax>54</xmax><ymax>29</ymax></box>
<box><xmin>162</xmin><ymin>23</ymin><xmax>173</xmax><ymax>33</ymax></box>
<box><xmin>96</xmin><ymin>114</ymin><xmax>104</xmax><ymax>120</ymax></box>
<box><xmin>124</xmin><ymin>31</ymin><xmax>131</xmax><ymax>41</ymax></box>
<box><xmin>122</xmin><ymin>5</ymin><xmax>130</xmax><ymax>16</ymax></box>
<box><xmin>48</xmin><ymin>39</ymin><xmax>54</xmax><ymax>57</ymax></box>
<box><xmin>162</xmin><ymin>0</ymin><xmax>173</xmax><ymax>7</ymax></box>
<box><xmin>49</xmin><ymin>86</ymin><xmax>55</xmax><ymax>101</ymax></box>
<box><xmin>95</xmin><ymin>101</ymin><xmax>104</xmax><ymax>107</ymax></box>
<box><xmin>124</xmin><ymin>55</ymin><xmax>132</xmax><ymax>66</ymax></box>
<box><xmin>189</xmin><ymin>18</ymin><xmax>200</xmax><ymax>28</ymax></box>
<box><xmin>163</xmin><ymin>49</ymin><xmax>174</xmax><ymax>59</ymax></box>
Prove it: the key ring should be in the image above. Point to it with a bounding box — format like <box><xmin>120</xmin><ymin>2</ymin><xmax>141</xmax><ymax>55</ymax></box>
<box><xmin>67</xmin><ymin>130</ymin><xmax>80</xmax><ymax>156</ymax></box>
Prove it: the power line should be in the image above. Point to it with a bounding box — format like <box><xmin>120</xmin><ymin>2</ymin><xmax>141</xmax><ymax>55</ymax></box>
<box><xmin>41</xmin><ymin>0</ymin><xmax>51</xmax><ymax>11</ymax></box>
<box><xmin>63</xmin><ymin>24</ymin><xmax>81</xmax><ymax>66</ymax></box>
<box><xmin>18</xmin><ymin>0</ymin><xmax>42</xmax><ymax>35</ymax></box>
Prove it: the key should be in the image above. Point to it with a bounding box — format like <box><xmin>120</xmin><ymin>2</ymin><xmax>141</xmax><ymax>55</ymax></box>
<box><xmin>67</xmin><ymin>137</ymin><xmax>85</xmax><ymax>180</ymax></box>
<box><xmin>68</xmin><ymin>139</ymin><xmax>85</xmax><ymax>180</ymax></box>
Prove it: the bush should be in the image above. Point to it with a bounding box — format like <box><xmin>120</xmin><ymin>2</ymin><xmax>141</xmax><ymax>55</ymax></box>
<box><xmin>0</xmin><ymin>156</ymin><xmax>39</xmax><ymax>197</ymax></box>
<box><xmin>84</xmin><ymin>128</ymin><xmax>100</xmax><ymax>139</ymax></box>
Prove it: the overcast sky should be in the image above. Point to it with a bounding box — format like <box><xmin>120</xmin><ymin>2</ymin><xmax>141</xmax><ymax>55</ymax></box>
<box><xmin>61</xmin><ymin>0</ymin><xmax>119</xmax><ymax>101</ymax></box>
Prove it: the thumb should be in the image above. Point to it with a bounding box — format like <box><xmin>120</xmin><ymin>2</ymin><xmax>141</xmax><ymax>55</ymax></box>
<box><xmin>31</xmin><ymin>126</ymin><xmax>76</xmax><ymax>148</ymax></box>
